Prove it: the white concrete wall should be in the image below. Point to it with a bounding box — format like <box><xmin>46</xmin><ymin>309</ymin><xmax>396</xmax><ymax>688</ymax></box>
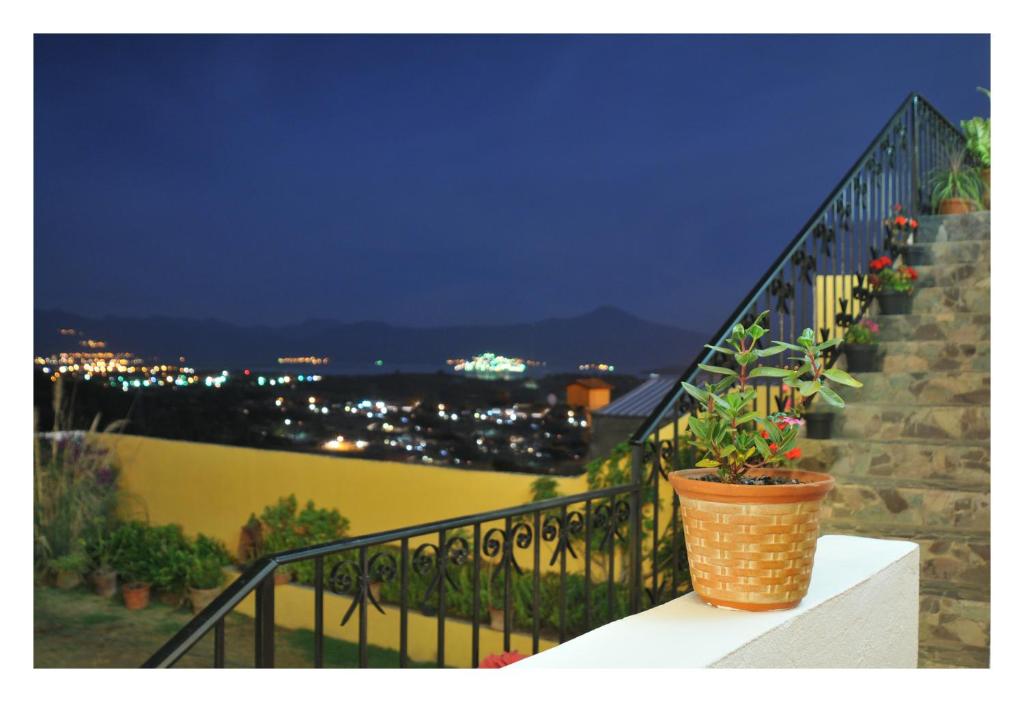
<box><xmin>513</xmin><ymin>535</ymin><xmax>920</xmax><ymax>668</ymax></box>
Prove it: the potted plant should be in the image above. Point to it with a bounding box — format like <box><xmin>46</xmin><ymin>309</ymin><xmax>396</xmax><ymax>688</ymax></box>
<box><xmin>148</xmin><ymin>524</ymin><xmax>193</xmax><ymax>607</ymax></box>
<box><xmin>51</xmin><ymin>551</ymin><xmax>89</xmax><ymax>590</ymax></box>
<box><xmin>668</xmin><ymin>314</ymin><xmax>861</xmax><ymax>611</ymax></box>
<box><xmin>85</xmin><ymin>527</ymin><xmax>120</xmax><ymax>598</ymax></box>
<box><xmin>111</xmin><ymin>522</ymin><xmax>154</xmax><ymax>610</ymax></box>
<box><xmin>842</xmin><ymin>318</ymin><xmax>881</xmax><ymax>372</ymax></box>
<box><xmin>961</xmin><ymin>87</ymin><xmax>991</xmax><ymax>209</ymax></box>
<box><xmin>869</xmin><ymin>255</ymin><xmax>917</xmax><ymax>315</ymax></box>
<box><xmin>928</xmin><ymin>146</ymin><xmax>984</xmax><ymax>215</ymax></box>
<box><xmin>187</xmin><ymin>533</ymin><xmax>232</xmax><ymax>613</ymax></box>
<box><xmin>882</xmin><ymin>203</ymin><xmax>921</xmax><ymax>263</ymax></box>
<box><xmin>186</xmin><ymin>552</ymin><xmax>227</xmax><ymax>614</ymax></box>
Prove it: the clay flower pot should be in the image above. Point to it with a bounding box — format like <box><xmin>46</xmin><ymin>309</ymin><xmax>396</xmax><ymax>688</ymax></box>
<box><xmin>274</xmin><ymin>569</ymin><xmax>293</xmax><ymax>586</ymax></box>
<box><xmin>875</xmin><ymin>291</ymin><xmax>913</xmax><ymax>315</ymax></box>
<box><xmin>488</xmin><ymin>606</ymin><xmax>505</xmax><ymax>631</ymax></box>
<box><xmin>938</xmin><ymin>197</ymin><xmax>972</xmax><ymax>215</ymax></box>
<box><xmin>123</xmin><ymin>582</ymin><xmax>152</xmax><ymax>610</ymax></box>
<box><xmin>55</xmin><ymin>570</ymin><xmax>83</xmax><ymax>590</ymax></box>
<box><xmin>843</xmin><ymin>344</ymin><xmax>879</xmax><ymax>373</ymax></box>
<box><xmin>187</xmin><ymin>586</ymin><xmax>221</xmax><ymax>614</ymax></box>
<box><xmin>91</xmin><ymin>569</ymin><xmax>118</xmax><ymax>598</ymax></box>
<box><xmin>668</xmin><ymin>468</ymin><xmax>835</xmax><ymax>611</ymax></box>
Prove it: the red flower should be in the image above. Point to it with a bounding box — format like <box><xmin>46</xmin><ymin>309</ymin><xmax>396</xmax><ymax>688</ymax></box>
<box><xmin>868</xmin><ymin>274</ymin><xmax>881</xmax><ymax>288</ymax></box>
<box><xmin>760</xmin><ymin>430</ymin><xmax>770</xmax><ymax>439</ymax></box>
<box><xmin>880</xmin><ymin>255</ymin><xmax>893</xmax><ymax>267</ymax></box>
<box><xmin>785</xmin><ymin>447</ymin><xmax>802</xmax><ymax>460</ymax></box>
<box><xmin>909</xmin><ymin>218</ymin><xmax>918</xmax><ymax>229</ymax></box>
<box><xmin>480</xmin><ymin>651</ymin><xmax>528</xmax><ymax>668</ymax></box>
<box><xmin>769</xmin><ymin>443</ymin><xmax>778</xmax><ymax>453</ymax></box>
<box><xmin>894</xmin><ymin>215</ymin><xmax>908</xmax><ymax>227</ymax></box>
<box><xmin>906</xmin><ymin>266</ymin><xmax>918</xmax><ymax>280</ymax></box>
<box><xmin>869</xmin><ymin>259</ymin><xmax>882</xmax><ymax>271</ymax></box>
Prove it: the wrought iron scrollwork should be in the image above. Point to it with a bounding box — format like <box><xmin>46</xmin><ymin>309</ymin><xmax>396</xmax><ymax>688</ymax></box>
<box><xmin>482</xmin><ymin>522</ymin><xmax>533</xmax><ymax>581</ymax></box>
<box><xmin>411</xmin><ymin>536</ymin><xmax>469</xmax><ymax>611</ymax></box>
<box><xmin>593</xmin><ymin>498</ymin><xmax>630</xmax><ymax>550</ymax></box>
<box><xmin>769</xmin><ymin>276</ymin><xmax>794</xmax><ymax>314</ymax></box>
<box><xmin>329</xmin><ymin>551</ymin><xmax>399</xmax><ymax>626</ymax></box>
<box><xmin>541</xmin><ymin>511</ymin><xmax>585</xmax><ymax>565</ymax></box>
<box><xmin>852</xmin><ymin>272</ymin><xmax>873</xmax><ymax>303</ymax></box>
<box><xmin>834</xmin><ymin>198</ymin><xmax>851</xmax><ymax>231</ymax></box>
<box><xmin>791</xmin><ymin>250</ymin><xmax>817</xmax><ymax>284</ymax></box>
<box><xmin>835</xmin><ymin>298</ymin><xmax>854</xmax><ymax>329</ymax></box>
<box><xmin>813</xmin><ymin>221</ymin><xmax>835</xmax><ymax>257</ymax></box>
<box><xmin>853</xmin><ymin>177</ymin><xmax>868</xmax><ymax>210</ymax></box>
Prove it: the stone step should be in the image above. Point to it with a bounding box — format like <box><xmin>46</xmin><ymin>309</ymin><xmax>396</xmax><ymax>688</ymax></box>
<box><xmin>912</xmin><ymin>263</ymin><xmax>989</xmax><ymax>289</ymax></box>
<box><xmin>794</xmin><ymin>438</ymin><xmax>990</xmax><ymax>489</ymax></box>
<box><xmin>821</xmin><ymin>481</ymin><xmax>989</xmax><ymax>533</ymax></box>
<box><xmin>875</xmin><ymin>341</ymin><xmax>989</xmax><ymax>373</ymax></box>
<box><xmin>818</xmin><ymin>525</ymin><xmax>989</xmax><ymax>598</ymax></box>
<box><xmin>914</xmin><ymin>212</ymin><xmax>990</xmax><ymax>243</ymax></box>
<box><xmin>844</xmin><ymin>370</ymin><xmax>989</xmax><ymax>406</ymax></box>
<box><xmin>903</xmin><ymin>286</ymin><xmax>989</xmax><ymax>315</ymax></box>
<box><xmin>919</xmin><ymin>643</ymin><xmax>989</xmax><ymax>669</ymax></box>
<box><xmin>919</xmin><ymin>594</ymin><xmax>990</xmax><ymax>667</ymax></box>
<box><xmin>904</xmin><ymin>240</ymin><xmax>990</xmax><ymax>266</ymax></box>
<box><xmin>835</xmin><ymin>404</ymin><xmax>989</xmax><ymax>442</ymax></box>
<box><xmin>874</xmin><ymin>313</ymin><xmax>989</xmax><ymax>343</ymax></box>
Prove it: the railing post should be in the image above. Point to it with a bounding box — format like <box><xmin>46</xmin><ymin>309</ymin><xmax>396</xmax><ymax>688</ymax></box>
<box><xmin>254</xmin><ymin>574</ymin><xmax>275</xmax><ymax>668</ymax></box>
<box><xmin>629</xmin><ymin>442</ymin><xmax>644</xmax><ymax>614</ymax></box>
<box><xmin>911</xmin><ymin>94</ymin><xmax>921</xmax><ymax>215</ymax></box>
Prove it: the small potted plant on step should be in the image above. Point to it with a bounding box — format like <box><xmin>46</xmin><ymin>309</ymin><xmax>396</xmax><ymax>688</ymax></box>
<box><xmin>841</xmin><ymin>318</ymin><xmax>881</xmax><ymax>373</ymax></box>
<box><xmin>51</xmin><ymin>551</ymin><xmax>89</xmax><ymax>590</ymax></box>
<box><xmin>85</xmin><ymin>527</ymin><xmax>120</xmax><ymax>598</ymax></box>
<box><xmin>883</xmin><ymin>204</ymin><xmax>922</xmax><ymax>264</ymax></box>
<box><xmin>869</xmin><ymin>255</ymin><xmax>917</xmax><ymax>315</ymax></box>
<box><xmin>668</xmin><ymin>314</ymin><xmax>861</xmax><ymax>611</ymax></box>
<box><xmin>928</xmin><ymin>146</ymin><xmax>984</xmax><ymax>215</ymax></box>
<box><xmin>111</xmin><ymin>521</ymin><xmax>154</xmax><ymax>610</ymax></box>
<box><xmin>186</xmin><ymin>552</ymin><xmax>227</xmax><ymax>614</ymax></box>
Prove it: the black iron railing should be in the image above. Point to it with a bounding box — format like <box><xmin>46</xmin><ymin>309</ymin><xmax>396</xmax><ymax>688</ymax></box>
<box><xmin>626</xmin><ymin>92</ymin><xmax>965</xmax><ymax>609</ymax></box>
<box><xmin>143</xmin><ymin>484</ymin><xmax>645</xmax><ymax>668</ymax></box>
<box><xmin>145</xmin><ymin>92</ymin><xmax>963</xmax><ymax>669</ymax></box>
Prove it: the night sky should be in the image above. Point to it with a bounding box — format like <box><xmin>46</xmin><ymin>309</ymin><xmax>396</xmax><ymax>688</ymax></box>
<box><xmin>34</xmin><ymin>35</ymin><xmax>990</xmax><ymax>332</ymax></box>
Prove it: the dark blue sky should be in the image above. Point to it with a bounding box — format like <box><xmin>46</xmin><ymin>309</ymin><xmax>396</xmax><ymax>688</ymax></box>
<box><xmin>34</xmin><ymin>34</ymin><xmax>989</xmax><ymax>332</ymax></box>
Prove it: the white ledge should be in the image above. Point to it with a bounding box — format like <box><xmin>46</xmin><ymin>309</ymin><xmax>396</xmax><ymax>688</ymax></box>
<box><xmin>513</xmin><ymin>534</ymin><xmax>919</xmax><ymax>668</ymax></box>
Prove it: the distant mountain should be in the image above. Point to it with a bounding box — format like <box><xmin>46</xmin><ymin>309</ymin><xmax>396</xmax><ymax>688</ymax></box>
<box><xmin>33</xmin><ymin>306</ymin><xmax>710</xmax><ymax>373</ymax></box>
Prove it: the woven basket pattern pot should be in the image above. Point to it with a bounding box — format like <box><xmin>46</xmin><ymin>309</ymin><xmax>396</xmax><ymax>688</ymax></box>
<box><xmin>669</xmin><ymin>468</ymin><xmax>834</xmax><ymax>611</ymax></box>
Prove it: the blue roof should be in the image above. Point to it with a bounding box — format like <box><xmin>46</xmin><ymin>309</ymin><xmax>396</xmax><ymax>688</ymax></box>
<box><xmin>596</xmin><ymin>374</ymin><xmax>677</xmax><ymax>418</ymax></box>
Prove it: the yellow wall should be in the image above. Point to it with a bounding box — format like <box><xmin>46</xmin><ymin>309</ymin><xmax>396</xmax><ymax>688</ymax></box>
<box><xmin>102</xmin><ymin>434</ymin><xmax>590</xmax><ymax>556</ymax></box>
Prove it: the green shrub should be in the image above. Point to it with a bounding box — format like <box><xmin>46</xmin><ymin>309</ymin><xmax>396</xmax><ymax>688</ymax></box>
<box><xmin>254</xmin><ymin>495</ymin><xmax>350</xmax><ymax>582</ymax></box>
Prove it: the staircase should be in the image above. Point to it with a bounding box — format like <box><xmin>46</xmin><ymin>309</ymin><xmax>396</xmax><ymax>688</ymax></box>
<box><xmin>796</xmin><ymin>211</ymin><xmax>991</xmax><ymax>668</ymax></box>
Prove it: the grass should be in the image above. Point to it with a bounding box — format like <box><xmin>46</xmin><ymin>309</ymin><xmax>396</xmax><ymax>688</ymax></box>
<box><xmin>34</xmin><ymin>585</ymin><xmax>434</xmax><ymax>668</ymax></box>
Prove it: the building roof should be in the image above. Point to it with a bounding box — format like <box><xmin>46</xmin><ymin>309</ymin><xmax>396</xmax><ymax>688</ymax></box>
<box><xmin>594</xmin><ymin>374</ymin><xmax>676</xmax><ymax>418</ymax></box>
<box><xmin>568</xmin><ymin>378</ymin><xmax>613</xmax><ymax>390</ymax></box>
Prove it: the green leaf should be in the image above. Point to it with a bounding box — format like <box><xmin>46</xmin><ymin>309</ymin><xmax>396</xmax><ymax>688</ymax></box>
<box><xmin>713</xmin><ymin>376</ymin><xmax>737</xmax><ymax>394</ymax></box>
<box><xmin>754</xmin><ymin>345</ymin><xmax>787</xmax><ymax>358</ymax></box>
<box><xmin>680</xmin><ymin>382</ymin><xmax>708</xmax><ymax>403</ymax></box>
<box><xmin>772</xmin><ymin>341</ymin><xmax>805</xmax><ymax>352</ymax></box>
<box><xmin>748</xmin><ymin>324</ymin><xmax>766</xmax><ymax>341</ymax></box>
<box><xmin>797</xmin><ymin>379</ymin><xmax>821</xmax><ymax>396</ymax></box>
<box><xmin>753</xmin><ymin>434</ymin><xmax>772</xmax><ymax>459</ymax></box>
<box><xmin>698</xmin><ymin>363</ymin><xmax>737</xmax><ymax>377</ymax></box>
<box><xmin>735</xmin><ymin>351</ymin><xmax>757</xmax><ymax>367</ymax></box>
<box><xmin>735</xmin><ymin>412</ymin><xmax>759</xmax><ymax>425</ymax></box>
<box><xmin>823</xmin><ymin>368</ymin><xmax>863</xmax><ymax>388</ymax></box>
<box><xmin>814</xmin><ymin>337</ymin><xmax>843</xmax><ymax>351</ymax></box>
<box><xmin>695</xmin><ymin>458</ymin><xmax>720</xmax><ymax>468</ymax></box>
<box><xmin>749</xmin><ymin>366</ymin><xmax>792</xmax><ymax>378</ymax></box>
<box><xmin>818</xmin><ymin>385</ymin><xmax>846</xmax><ymax>408</ymax></box>
<box><xmin>704</xmin><ymin>344</ymin><xmax>734</xmax><ymax>356</ymax></box>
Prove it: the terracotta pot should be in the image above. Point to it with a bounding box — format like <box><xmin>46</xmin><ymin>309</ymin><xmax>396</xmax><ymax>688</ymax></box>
<box><xmin>274</xmin><ymin>569</ymin><xmax>293</xmax><ymax>586</ymax></box>
<box><xmin>876</xmin><ymin>291</ymin><xmax>913</xmax><ymax>315</ymax></box>
<box><xmin>123</xmin><ymin>583</ymin><xmax>152</xmax><ymax>610</ymax></box>
<box><xmin>91</xmin><ymin>569</ymin><xmax>118</xmax><ymax>598</ymax></box>
<box><xmin>843</xmin><ymin>344</ymin><xmax>879</xmax><ymax>373</ymax></box>
<box><xmin>980</xmin><ymin>168</ymin><xmax>990</xmax><ymax>209</ymax></box>
<box><xmin>938</xmin><ymin>197</ymin><xmax>972</xmax><ymax>215</ymax></box>
<box><xmin>488</xmin><ymin>606</ymin><xmax>506</xmax><ymax>631</ymax></box>
<box><xmin>668</xmin><ymin>468</ymin><xmax>835</xmax><ymax>611</ymax></box>
<box><xmin>187</xmin><ymin>586</ymin><xmax>221</xmax><ymax>614</ymax></box>
<box><xmin>803</xmin><ymin>412</ymin><xmax>834</xmax><ymax>439</ymax></box>
<box><xmin>55</xmin><ymin>570</ymin><xmax>83</xmax><ymax>590</ymax></box>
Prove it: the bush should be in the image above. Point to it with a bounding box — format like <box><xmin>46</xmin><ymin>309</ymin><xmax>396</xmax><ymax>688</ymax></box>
<box><xmin>252</xmin><ymin>495</ymin><xmax>350</xmax><ymax>582</ymax></box>
<box><xmin>108</xmin><ymin>521</ymin><xmax>232</xmax><ymax>594</ymax></box>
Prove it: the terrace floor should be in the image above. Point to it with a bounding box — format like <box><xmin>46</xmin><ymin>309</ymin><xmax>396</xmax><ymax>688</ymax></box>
<box><xmin>34</xmin><ymin>585</ymin><xmax>423</xmax><ymax>668</ymax></box>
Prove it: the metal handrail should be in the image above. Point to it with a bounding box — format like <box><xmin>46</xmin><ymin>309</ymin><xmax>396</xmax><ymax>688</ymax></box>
<box><xmin>142</xmin><ymin>482</ymin><xmax>638</xmax><ymax>668</ymax></box>
<box><xmin>629</xmin><ymin>92</ymin><xmax>963</xmax><ymax>445</ymax></box>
